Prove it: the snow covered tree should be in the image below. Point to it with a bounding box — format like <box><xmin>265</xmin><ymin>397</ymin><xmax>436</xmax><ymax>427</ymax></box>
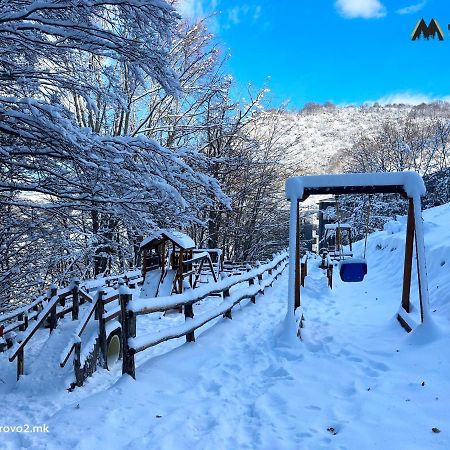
<box><xmin>0</xmin><ymin>1</ymin><xmax>227</xmax><ymax>305</ymax></box>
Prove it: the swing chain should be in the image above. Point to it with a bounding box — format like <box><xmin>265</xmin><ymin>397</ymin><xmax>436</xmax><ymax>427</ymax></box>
<box><xmin>363</xmin><ymin>195</ymin><xmax>372</xmax><ymax>259</ymax></box>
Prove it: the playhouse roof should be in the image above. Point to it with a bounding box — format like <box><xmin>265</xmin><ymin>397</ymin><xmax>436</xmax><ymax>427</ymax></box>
<box><xmin>140</xmin><ymin>229</ymin><xmax>195</xmax><ymax>250</ymax></box>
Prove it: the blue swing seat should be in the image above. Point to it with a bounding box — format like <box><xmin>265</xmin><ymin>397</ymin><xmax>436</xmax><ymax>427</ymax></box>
<box><xmin>339</xmin><ymin>258</ymin><xmax>367</xmax><ymax>282</ymax></box>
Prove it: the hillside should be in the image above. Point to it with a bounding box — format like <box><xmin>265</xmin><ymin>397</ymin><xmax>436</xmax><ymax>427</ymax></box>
<box><xmin>273</xmin><ymin>102</ymin><xmax>450</xmax><ymax>175</ymax></box>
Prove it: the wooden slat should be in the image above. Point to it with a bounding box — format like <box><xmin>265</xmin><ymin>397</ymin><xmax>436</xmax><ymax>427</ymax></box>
<box><xmin>103</xmin><ymin>293</ymin><xmax>120</xmax><ymax>305</ymax></box>
<box><xmin>60</xmin><ymin>298</ymin><xmax>99</xmax><ymax>367</ymax></box>
<box><xmin>79</xmin><ymin>290</ymin><xmax>93</xmax><ymax>303</ymax></box>
<box><xmin>401</xmin><ymin>198</ymin><xmax>415</xmax><ymax>313</ymax></box>
<box><xmin>9</xmin><ymin>294</ymin><xmax>60</xmax><ymax>361</ymax></box>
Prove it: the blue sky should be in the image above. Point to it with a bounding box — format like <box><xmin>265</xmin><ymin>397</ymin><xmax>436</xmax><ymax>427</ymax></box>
<box><xmin>178</xmin><ymin>0</ymin><xmax>450</xmax><ymax>109</ymax></box>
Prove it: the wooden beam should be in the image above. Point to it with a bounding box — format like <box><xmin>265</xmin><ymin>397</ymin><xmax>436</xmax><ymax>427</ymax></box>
<box><xmin>301</xmin><ymin>184</ymin><xmax>407</xmax><ymax>199</ymax></box>
<box><xmin>401</xmin><ymin>198</ymin><xmax>415</xmax><ymax>313</ymax></box>
<box><xmin>120</xmin><ymin>292</ymin><xmax>135</xmax><ymax>379</ymax></box>
<box><xmin>142</xmin><ymin>248</ymin><xmax>147</xmax><ymax>278</ymax></box>
<box><xmin>295</xmin><ymin>200</ymin><xmax>301</xmax><ymax>309</ymax></box>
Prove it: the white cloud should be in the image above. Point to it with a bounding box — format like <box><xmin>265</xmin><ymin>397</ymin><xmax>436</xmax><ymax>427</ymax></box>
<box><xmin>396</xmin><ymin>1</ymin><xmax>427</xmax><ymax>15</ymax></box>
<box><xmin>228</xmin><ymin>6</ymin><xmax>243</xmax><ymax>25</ymax></box>
<box><xmin>368</xmin><ymin>92</ymin><xmax>450</xmax><ymax>106</ymax></box>
<box><xmin>176</xmin><ymin>0</ymin><xmax>209</xmax><ymax>20</ymax></box>
<box><xmin>335</xmin><ymin>0</ymin><xmax>386</xmax><ymax>19</ymax></box>
<box><xmin>253</xmin><ymin>5</ymin><xmax>262</xmax><ymax>22</ymax></box>
<box><xmin>225</xmin><ymin>4</ymin><xmax>263</xmax><ymax>28</ymax></box>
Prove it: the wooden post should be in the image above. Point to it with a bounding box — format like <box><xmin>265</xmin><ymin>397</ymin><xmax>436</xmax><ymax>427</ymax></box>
<box><xmin>161</xmin><ymin>241</ymin><xmax>166</xmax><ymax>273</ymax></box>
<box><xmin>336</xmin><ymin>226</ymin><xmax>341</xmax><ymax>255</ymax></box>
<box><xmin>189</xmin><ymin>250</ymin><xmax>193</xmax><ymax>288</ymax></box>
<box><xmin>249</xmin><ymin>276</ymin><xmax>256</xmax><ymax>303</ymax></box>
<box><xmin>120</xmin><ymin>292</ymin><xmax>135</xmax><ymax>379</ymax></box>
<box><xmin>257</xmin><ymin>273</ymin><xmax>263</xmax><ymax>294</ymax></box>
<box><xmin>320</xmin><ymin>250</ymin><xmax>327</xmax><ymax>269</ymax></box>
<box><xmin>401</xmin><ymin>198</ymin><xmax>415</xmax><ymax>313</ymax></box>
<box><xmin>49</xmin><ymin>286</ymin><xmax>58</xmax><ymax>333</ymax></box>
<box><xmin>179</xmin><ymin>250</ymin><xmax>184</xmax><ymax>294</ymax></box>
<box><xmin>295</xmin><ymin>201</ymin><xmax>301</xmax><ymax>309</ymax></box>
<box><xmin>72</xmin><ymin>278</ymin><xmax>80</xmax><ymax>321</ymax></box>
<box><xmin>96</xmin><ymin>290</ymin><xmax>107</xmax><ymax>368</ymax></box>
<box><xmin>223</xmin><ymin>288</ymin><xmax>232</xmax><ymax>319</ymax></box>
<box><xmin>74</xmin><ymin>341</ymin><xmax>83</xmax><ymax>387</ymax></box>
<box><xmin>142</xmin><ymin>248</ymin><xmax>147</xmax><ymax>278</ymax></box>
<box><xmin>17</xmin><ymin>348</ymin><xmax>24</xmax><ymax>380</ymax></box>
<box><xmin>327</xmin><ymin>264</ymin><xmax>333</xmax><ymax>289</ymax></box>
<box><xmin>184</xmin><ymin>303</ymin><xmax>195</xmax><ymax>342</ymax></box>
<box><xmin>220</xmin><ymin>251</ymin><xmax>224</xmax><ymax>274</ymax></box>
<box><xmin>247</xmin><ymin>266</ymin><xmax>256</xmax><ymax>303</ymax></box>
<box><xmin>300</xmin><ymin>260</ymin><xmax>306</xmax><ymax>287</ymax></box>
<box><xmin>18</xmin><ymin>312</ymin><xmax>26</xmax><ymax>331</ymax></box>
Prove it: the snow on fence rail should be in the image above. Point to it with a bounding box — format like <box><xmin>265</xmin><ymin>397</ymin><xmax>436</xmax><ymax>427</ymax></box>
<box><xmin>0</xmin><ymin>282</ymin><xmax>82</xmax><ymax>354</ymax></box>
<box><xmin>120</xmin><ymin>251</ymin><xmax>289</xmax><ymax>379</ymax></box>
<box><xmin>0</xmin><ymin>269</ymin><xmax>142</xmax><ymax>353</ymax></box>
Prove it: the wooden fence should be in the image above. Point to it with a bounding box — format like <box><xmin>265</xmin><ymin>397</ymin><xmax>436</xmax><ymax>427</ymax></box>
<box><xmin>120</xmin><ymin>251</ymin><xmax>289</xmax><ymax>379</ymax></box>
<box><xmin>1</xmin><ymin>253</ymin><xmax>288</xmax><ymax>387</ymax></box>
<box><xmin>2</xmin><ymin>270</ymin><xmax>142</xmax><ymax>380</ymax></box>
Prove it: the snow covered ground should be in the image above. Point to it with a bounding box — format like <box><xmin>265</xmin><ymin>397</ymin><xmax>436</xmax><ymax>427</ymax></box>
<box><xmin>2</xmin><ymin>203</ymin><xmax>450</xmax><ymax>449</ymax></box>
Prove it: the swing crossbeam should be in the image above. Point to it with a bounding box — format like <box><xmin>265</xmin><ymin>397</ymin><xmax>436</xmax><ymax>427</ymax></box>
<box><xmin>298</xmin><ymin>184</ymin><xmax>408</xmax><ymax>201</ymax></box>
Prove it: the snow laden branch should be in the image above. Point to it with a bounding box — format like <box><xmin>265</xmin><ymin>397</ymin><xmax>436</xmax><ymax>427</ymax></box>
<box><xmin>0</xmin><ymin>0</ymin><xmax>180</xmax><ymax>94</ymax></box>
<box><xmin>0</xmin><ymin>2</ymin><xmax>230</xmax><ymax>307</ymax></box>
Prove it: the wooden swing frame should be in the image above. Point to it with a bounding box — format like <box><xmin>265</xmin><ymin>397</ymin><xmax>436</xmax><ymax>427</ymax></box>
<box><xmin>287</xmin><ymin>176</ymin><xmax>429</xmax><ymax>333</ymax></box>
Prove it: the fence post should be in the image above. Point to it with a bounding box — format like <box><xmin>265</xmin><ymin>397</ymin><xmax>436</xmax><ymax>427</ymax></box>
<box><xmin>17</xmin><ymin>347</ymin><xmax>24</xmax><ymax>380</ymax></box>
<box><xmin>184</xmin><ymin>303</ymin><xmax>195</xmax><ymax>342</ymax></box>
<box><xmin>249</xmin><ymin>278</ymin><xmax>256</xmax><ymax>304</ymax></box>
<box><xmin>32</xmin><ymin>297</ymin><xmax>40</xmax><ymax>312</ymax></box>
<box><xmin>223</xmin><ymin>287</ymin><xmax>232</xmax><ymax>319</ymax></box>
<box><xmin>120</xmin><ymin>289</ymin><xmax>135</xmax><ymax>379</ymax></box>
<box><xmin>18</xmin><ymin>312</ymin><xmax>26</xmax><ymax>331</ymax></box>
<box><xmin>74</xmin><ymin>341</ymin><xmax>83</xmax><ymax>387</ymax></box>
<box><xmin>246</xmin><ymin>265</ymin><xmax>256</xmax><ymax>304</ymax></box>
<box><xmin>96</xmin><ymin>290</ymin><xmax>107</xmax><ymax>368</ymax></box>
<box><xmin>49</xmin><ymin>285</ymin><xmax>58</xmax><ymax>333</ymax></box>
<box><xmin>257</xmin><ymin>273</ymin><xmax>263</xmax><ymax>294</ymax></box>
<box><xmin>72</xmin><ymin>278</ymin><xmax>80</xmax><ymax>321</ymax></box>
<box><xmin>301</xmin><ymin>261</ymin><xmax>306</xmax><ymax>287</ymax></box>
<box><xmin>23</xmin><ymin>314</ymin><xmax>28</xmax><ymax>331</ymax></box>
<box><xmin>274</xmin><ymin>257</ymin><xmax>279</xmax><ymax>280</ymax></box>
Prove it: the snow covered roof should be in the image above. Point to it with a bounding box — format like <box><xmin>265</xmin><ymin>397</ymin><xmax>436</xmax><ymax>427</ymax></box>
<box><xmin>325</xmin><ymin>223</ymin><xmax>351</xmax><ymax>230</ymax></box>
<box><xmin>286</xmin><ymin>172</ymin><xmax>426</xmax><ymax>201</ymax></box>
<box><xmin>140</xmin><ymin>229</ymin><xmax>195</xmax><ymax>250</ymax></box>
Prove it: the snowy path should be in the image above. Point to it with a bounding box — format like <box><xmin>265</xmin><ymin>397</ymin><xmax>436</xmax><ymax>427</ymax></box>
<box><xmin>4</xmin><ymin>254</ymin><xmax>449</xmax><ymax>450</ymax></box>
